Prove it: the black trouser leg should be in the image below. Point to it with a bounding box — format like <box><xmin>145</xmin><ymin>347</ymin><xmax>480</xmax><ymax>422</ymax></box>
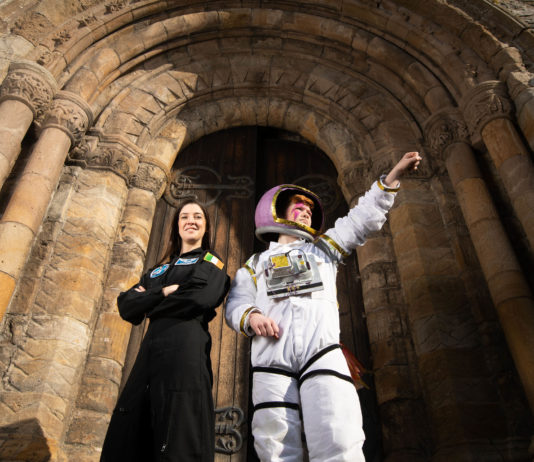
<box><xmin>100</xmin><ymin>337</ymin><xmax>153</xmax><ymax>462</ymax></box>
<box><xmin>148</xmin><ymin>319</ymin><xmax>215</xmax><ymax>462</ymax></box>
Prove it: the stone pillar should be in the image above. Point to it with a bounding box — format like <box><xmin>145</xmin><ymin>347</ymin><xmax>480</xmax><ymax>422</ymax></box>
<box><xmin>0</xmin><ymin>132</ymin><xmax>145</xmax><ymax>461</ymax></box>
<box><xmin>63</xmin><ymin>147</ymin><xmax>167</xmax><ymax>461</ymax></box>
<box><xmin>339</xmin><ymin>162</ymin><xmax>430</xmax><ymax>461</ymax></box>
<box><xmin>0</xmin><ymin>91</ymin><xmax>92</xmax><ymax>321</ymax></box>
<box><xmin>510</xmin><ymin>83</ymin><xmax>534</xmax><ymax>152</ymax></box>
<box><xmin>426</xmin><ymin>111</ymin><xmax>534</xmax><ymax>417</ymax></box>
<box><xmin>462</xmin><ymin>81</ymin><xmax>534</xmax><ymax>250</ymax></box>
<box><xmin>0</xmin><ymin>61</ymin><xmax>57</xmax><ymax>189</ymax></box>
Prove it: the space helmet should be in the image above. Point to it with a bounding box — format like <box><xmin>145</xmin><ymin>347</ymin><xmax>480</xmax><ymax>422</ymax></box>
<box><xmin>254</xmin><ymin>184</ymin><xmax>324</xmax><ymax>243</ymax></box>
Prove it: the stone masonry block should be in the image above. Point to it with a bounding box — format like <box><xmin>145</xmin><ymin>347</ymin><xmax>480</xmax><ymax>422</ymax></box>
<box><xmin>251</xmin><ymin>8</ymin><xmax>284</xmax><ymax>29</ymax></box>
<box><xmin>419</xmin><ymin>348</ymin><xmax>489</xmax><ymax>387</ymax></box>
<box><xmin>65</xmin><ymin>68</ymin><xmax>100</xmax><ymax>101</ymax></box>
<box><xmin>469</xmin><ymin>219</ymin><xmax>523</xmax><ymax>282</ymax></box>
<box><xmin>395</xmin><ymin>246</ymin><xmax>457</xmax><ymax>281</ymax></box>
<box><xmin>139</xmin><ymin>20</ymin><xmax>168</xmax><ymax>50</ymax></box>
<box><xmin>357</xmin><ymin>237</ymin><xmax>394</xmax><ymax>271</ymax></box>
<box><xmin>366</xmin><ymin>307</ymin><xmax>404</xmax><ymax>343</ymax></box>
<box><xmin>517</xmin><ymin>92</ymin><xmax>534</xmax><ymax>151</ymax></box>
<box><xmin>143</xmin><ymin>137</ymin><xmax>180</xmax><ymax>170</ymax></box>
<box><xmin>487</xmin><ymin>268</ymin><xmax>532</xmax><ymax>307</ymax></box>
<box><xmin>3</xmin><ymin>173</ymin><xmax>57</xmax><ymax>233</ymax></box>
<box><xmin>360</xmin><ymin>287</ymin><xmax>395</xmax><ymax>310</ymax></box>
<box><xmin>117</xmin><ymin>222</ymin><xmax>151</xmax><ymax>253</ymax></box>
<box><xmin>36</xmin><ymin>287</ymin><xmax>96</xmax><ymax>324</ymax></box>
<box><xmin>83</xmin><ymin>356</ymin><xmax>123</xmax><ymax>383</ymax></box>
<box><xmin>371</xmin><ymin>338</ymin><xmax>408</xmax><ymax>369</ymax></box>
<box><xmin>266</xmin><ymin>99</ymin><xmax>291</xmax><ymax>128</ymax></box>
<box><xmin>361</xmin><ymin>269</ymin><xmax>386</xmax><ymax>291</ymax></box>
<box><xmin>431</xmin><ymin>402</ymin><xmax>504</xmax><ymax>445</ymax></box>
<box><xmin>410</xmin><ymin>310</ymin><xmax>479</xmax><ymax>357</ymax></box>
<box><xmin>65</xmin><ymin>409</ymin><xmax>111</xmax><ymax>446</ymax></box>
<box><xmin>455</xmin><ymin>179</ymin><xmax>500</xmax><ymax>228</ymax></box>
<box><xmin>113</xmin><ymin>33</ymin><xmax>146</xmax><ymax>66</ymax></box>
<box><xmin>379</xmin><ymin>399</ymin><xmax>429</xmax><ymax>457</ymax></box>
<box><xmin>0</xmin><ymin>222</ymin><xmax>35</xmax><ymax>277</ymax></box>
<box><xmin>25</xmin><ymin>315</ymin><xmax>89</xmax><ymax>347</ymax></box>
<box><xmin>76</xmin><ymin>376</ymin><xmax>117</xmax><ymax>414</ymax></box>
<box><xmin>0</xmin><ymin>271</ymin><xmax>16</xmax><ymax>318</ymax></box>
<box><xmin>0</xmin><ymin>392</ymin><xmax>65</xmax><ymax>438</ymax></box>
<box><xmin>483</xmin><ymin>118</ymin><xmax>528</xmax><ymax>168</ymax></box>
<box><xmin>374</xmin><ymin>365</ymin><xmax>417</xmax><ymax>404</ymax></box>
<box><xmin>89</xmin><ymin>312</ymin><xmax>132</xmax><ymax>363</ymax></box>
<box><xmin>402</xmin><ymin>275</ymin><xmax>469</xmax><ymax>322</ymax></box>
<box><xmin>89</xmin><ymin>47</ymin><xmax>121</xmax><ymax>83</ymax></box>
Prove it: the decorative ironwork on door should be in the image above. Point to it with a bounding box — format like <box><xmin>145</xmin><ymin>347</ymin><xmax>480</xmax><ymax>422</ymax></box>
<box><xmin>215</xmin><ymin>406</ymin><xmax>245</xmax><ymax>454</ymax></box>
<box><xmin>165</xmin><ymin>165</ymin><xmax>254</xmax><ymax>206</ymax></box>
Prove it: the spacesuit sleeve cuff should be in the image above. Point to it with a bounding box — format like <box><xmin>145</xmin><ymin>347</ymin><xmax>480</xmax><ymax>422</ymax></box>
<box><xmin>378</xmin><ymin>175</ymin><xmax>400</xmax><ymax>193</ymax></box>
<box><xmin>240</xmin><ymin>306</ymin><xmax>262</xmax><ymax>337</ymax></box>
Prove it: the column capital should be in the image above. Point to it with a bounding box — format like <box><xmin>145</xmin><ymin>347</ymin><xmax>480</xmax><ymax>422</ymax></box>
<box><xmin>424</xmin><ymin>109</ymin><xmax>470</xmax><ymax>159</ymax></box>
<box><xmin>338</xmin><ymin>160</ymin><xmax>372</xmax><ymax>206</ymax></box>
<box><xmin>68</xmin><ymin>131</ymin><xmax>141</xmax><ymax>182</ymax></box>
<box><xmin>0</xmin><ymin>60</ymin><xmax>58</xmax><ymax>119</ymax></box>
<box><xmin>40</xmin><ymin>91</ymin><xmax>93</xmax><ymax>146</ymax></box>
<box><xmin>461</xmin><ymin>81</ymin><xmax>513</xmax><ymax>141</ymax></box>
<box><xmin>131</xmin><ymin>162</ymin><xmax>168</xmax><ymax>197</ymax></box>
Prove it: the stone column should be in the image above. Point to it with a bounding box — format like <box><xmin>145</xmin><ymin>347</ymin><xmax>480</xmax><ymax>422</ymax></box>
<box><xmin>426</xmin><ymin>111</ymin><xmax>534</xmax><ymax>416</ymax></box>
<box><xmin>509</xmin><ymin>82</ymin><xmax>534</xmax><ymax>152</ymax></box>
<box><xmin>63</xmin><ymin>150</ymin><xmax>167</xmax><ymax>461</ymax></box>
<box><xmin>0</xmin><ymin>61</ymin><xmax>57</xmax><ymax>189</ymax></box>
<box><xmin>0</xmin><ymin>91</ymin><xmax>92</xmax><ymax>321</ymax></box>
<box><xmin>339</xmin><ymin>162</ymin><xmax>430</xmax><ymax>461</ymax></box>
<box><xmin>462</xmin><ymin>81</ymin><xmax>534</xmax><ymax>250</ymax></box>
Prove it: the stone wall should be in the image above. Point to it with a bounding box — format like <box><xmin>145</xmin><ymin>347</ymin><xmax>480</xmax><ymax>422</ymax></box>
<box><xmin>0</xmin><ymin>1</ymin><xmax>533</xmax><ymax>460</ymax></box>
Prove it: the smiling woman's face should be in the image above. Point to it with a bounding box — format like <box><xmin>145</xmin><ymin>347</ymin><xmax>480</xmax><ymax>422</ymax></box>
<box><xmin>178</xmin><ymin>203</ymin><xmax>206</xmax><ymax>247</ymax></box>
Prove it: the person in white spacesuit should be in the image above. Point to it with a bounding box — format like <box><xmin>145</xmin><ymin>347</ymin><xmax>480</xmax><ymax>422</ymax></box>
<box><xmin>225</xmin><ymin>152</ymin><xmax>422</xmax><ymax>462</ymax></box>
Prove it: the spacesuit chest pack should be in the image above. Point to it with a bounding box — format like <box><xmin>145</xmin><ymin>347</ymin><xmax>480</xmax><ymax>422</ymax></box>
<box><xmin>263</xmin><ymin>248</ymin><xmax>323</xmax><ymax>298</ymax></box>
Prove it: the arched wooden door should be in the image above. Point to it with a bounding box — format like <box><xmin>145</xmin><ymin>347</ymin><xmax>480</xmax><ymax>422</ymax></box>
<box><xmin>122</xmin><ymin>127</ymin><xmax>380</xmax><ymax>461</ymax></box>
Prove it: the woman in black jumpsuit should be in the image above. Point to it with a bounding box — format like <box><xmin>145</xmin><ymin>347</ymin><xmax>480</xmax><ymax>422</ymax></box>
<box><xmin>101</xmin><ymin>200</ymin><xmax>230</xmax><ymax>462</ymax></box>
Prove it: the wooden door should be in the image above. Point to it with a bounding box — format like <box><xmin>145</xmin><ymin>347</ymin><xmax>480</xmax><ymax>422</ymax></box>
<box><xmin>122</xmin><ymin>127</ymin><xmax>379</xmax><ymax>460</ymax></box>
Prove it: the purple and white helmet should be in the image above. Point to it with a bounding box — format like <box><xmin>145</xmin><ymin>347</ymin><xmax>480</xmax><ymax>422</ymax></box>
<box><xmin>254</xmin><ymin>184</ymin><xmax>324</xmax><ymax>243</ymax></box>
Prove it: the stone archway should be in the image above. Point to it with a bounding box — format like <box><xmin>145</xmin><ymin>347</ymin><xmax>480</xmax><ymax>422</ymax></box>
<box><xmin>0</xmin><ymin>2</ymin><xmax>534</xmax><ymax>461</ymax></box>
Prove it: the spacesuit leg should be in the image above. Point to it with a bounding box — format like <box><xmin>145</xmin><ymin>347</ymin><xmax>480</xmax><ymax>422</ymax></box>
<box><xmin>299</xmin><ymin>347</ymin><xmax>365</xmax><ymax>462</ymax></box>
<box><xmin>251</xmin><ymin>368</ymin><xmax>303</xmax><ymax>462</ymax></box>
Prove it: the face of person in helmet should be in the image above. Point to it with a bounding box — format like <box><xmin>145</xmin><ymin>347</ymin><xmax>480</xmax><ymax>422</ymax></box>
<box><xmin>283</xmin><ymin>194</ymin><xmax>314</xmax><ymax>228</ymax></box>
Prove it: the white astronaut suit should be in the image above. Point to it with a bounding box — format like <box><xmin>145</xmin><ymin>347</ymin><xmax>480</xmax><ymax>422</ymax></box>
<box><xmin>225</xmin><ymin>178</ymin><xmax>399</xmax><ymax>462</ymax></box>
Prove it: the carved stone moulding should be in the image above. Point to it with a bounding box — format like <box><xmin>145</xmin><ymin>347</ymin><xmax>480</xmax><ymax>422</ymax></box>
<box><xmin>40</xmin><ymin>91</ymin><xmax>94</xmax><ymax>145</ymax></box>
<box><xmin>338</xmin><ymin>160</ymin><xmax>372</xmax><ymax>204</ymax></box>
<box><xmin>68</xmin><ymin>130</ymin><xmax>142</xmax><ymax>183</ymax></box>
<box><xmin>461</xmin><ymin>81</ymin><xmax>513</xmax><ymax>142</ymax></box>
<box><xmin>131</xmin><ymin>161</ymin><xmax>168</xmax><ymax>197</ymax></box>
<box><xmin>0</xmin><ymin>61</ymin><xmax>58</xmax><ymax>119</ymax></box>
<box><xmin>423</xmin><ymin>109</ymin><xmax>470</xmax><ymax>159</ymax></box>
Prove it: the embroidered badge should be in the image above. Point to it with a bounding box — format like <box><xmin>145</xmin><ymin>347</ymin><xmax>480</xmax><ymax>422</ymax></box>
<box><xmin>204</xmin><ymin>252</ymin><xmax>224</xmax><ymax>270</ymax></box>
<box><xmin>150</xmin><ymin>264</ymin><xmax>169</xmax><ymax>278</ymax></box>
<box><xmin>175</xmin><ymin>257</ymin><xmax>199</xmax><ymax>265</ymax></box>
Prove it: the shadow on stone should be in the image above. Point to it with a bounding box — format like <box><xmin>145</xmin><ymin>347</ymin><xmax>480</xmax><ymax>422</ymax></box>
<box><xmin>0</xmin><ymin>419</ymin><xmax>52</xmax><ymax>462</ymax></box>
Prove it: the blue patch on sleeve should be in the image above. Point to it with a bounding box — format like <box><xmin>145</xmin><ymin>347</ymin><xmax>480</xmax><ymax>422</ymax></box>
<box><xmin>150</xmin><ymin>264</ymin><xmax>169</xmax><ymax>278</ymax></box>
<box><xmin>175</xmin><ymin>257</ymin><xmax>199</xmax><ymax>266</ymax></box>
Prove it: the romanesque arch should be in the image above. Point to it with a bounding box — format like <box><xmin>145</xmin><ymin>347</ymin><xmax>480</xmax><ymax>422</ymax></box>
<box><xmin>0</xmin><ymin>1</ymin><xmax>533</xmax><ymax>460</ymax></box>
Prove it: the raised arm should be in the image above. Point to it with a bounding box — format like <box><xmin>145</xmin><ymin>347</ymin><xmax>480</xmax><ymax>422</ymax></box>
<box><xmin>320</xmin><ymin>151</ymin><xmax>422</xmax><ymax>256</ymax></box>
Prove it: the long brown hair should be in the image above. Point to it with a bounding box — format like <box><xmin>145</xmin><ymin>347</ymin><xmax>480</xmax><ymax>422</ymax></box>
<box><xmin>158</xmin><ymin>199</ymin><xmax>212</xmax><ymax>264</ymax></box>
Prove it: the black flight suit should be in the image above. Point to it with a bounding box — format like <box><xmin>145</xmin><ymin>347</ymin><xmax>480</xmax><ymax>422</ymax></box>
<box><xmin>100</xmin><ymin>247</ymin><xmax>230</xmax><ymax>462</ymax></box>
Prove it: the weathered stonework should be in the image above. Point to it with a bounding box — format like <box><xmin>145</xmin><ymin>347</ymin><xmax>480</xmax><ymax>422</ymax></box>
<box><xmin>0</xmin><ymin>61</ymin><xmax>57</xmax><ymax>119</ymax></box>
<box><xmin>0</xmin><ymin>1</ymin><xmax>533</xmax><ymax>461</ymax></box>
